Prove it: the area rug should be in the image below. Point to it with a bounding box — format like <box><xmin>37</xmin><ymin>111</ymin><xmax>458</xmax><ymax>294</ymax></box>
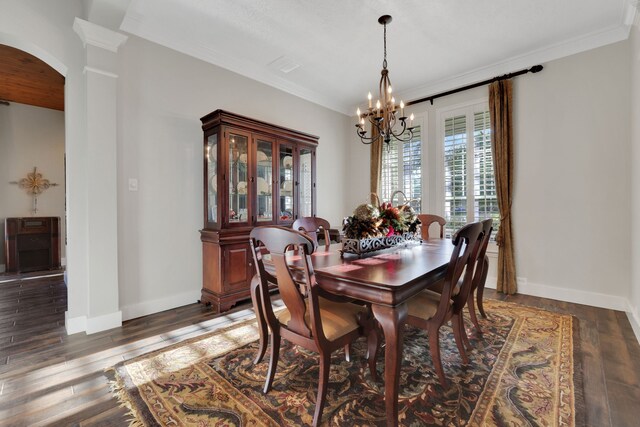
<box><xmin>108</xmin><ymin>299</ymin><xmax>584</xmax><ymax>426</ymax></box>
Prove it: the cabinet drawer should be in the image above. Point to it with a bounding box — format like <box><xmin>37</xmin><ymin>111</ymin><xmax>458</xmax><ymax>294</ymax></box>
<box><xmin>17</xmin><ymin>234</ymin><xmax>51</xmax><ymax>250</ymax></box>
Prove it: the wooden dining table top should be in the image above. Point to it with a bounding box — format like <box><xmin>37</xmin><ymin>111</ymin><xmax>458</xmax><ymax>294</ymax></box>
<box><xmin>285</xmin><ymin>238</ymin><xmax>455</xmax><ymax>306</ymax></box>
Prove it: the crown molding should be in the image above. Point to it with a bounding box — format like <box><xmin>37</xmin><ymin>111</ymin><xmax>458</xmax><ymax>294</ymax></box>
<box><xmin>394</xmin><ymin>23</ymin><xmax>630</xmax><ymax>111</ymax></box>
<box><xmin>122</xmin><ymin>9</ymin><xmax>631</xmax><ymax>116</ymax></box>
<box><xmin>74</xmin><ymin>18</ymin><xmax>128</xmax><ymax>53</ymax></box>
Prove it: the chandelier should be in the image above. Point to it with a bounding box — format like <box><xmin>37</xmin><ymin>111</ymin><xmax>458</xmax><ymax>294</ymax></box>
<box><xmin>356</xmin><ymin>15</ymin><xmax>415</xmax><ymax>145</ymax></box>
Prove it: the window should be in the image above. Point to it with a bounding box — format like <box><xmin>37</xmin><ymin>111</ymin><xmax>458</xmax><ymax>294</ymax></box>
<box><xmin>441</xmin><ymin>104</ymin><xmax>499</xmax><ymax>239</ymax></box>
<box><xmin>380</xmin><ymin>125</ymin><xmax>422</xmax><ymax>212</ymax></box>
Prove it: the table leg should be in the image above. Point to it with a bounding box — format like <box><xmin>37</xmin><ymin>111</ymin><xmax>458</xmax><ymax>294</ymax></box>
<box><xmin>250</xmin><ymin>275</ymin><xmax>268</xmax><ymax>364</ymax></box>
<box><xmin>372</xmin><ymin>303</ymin><xmax>407</xmax><ymax>427</ymax></box>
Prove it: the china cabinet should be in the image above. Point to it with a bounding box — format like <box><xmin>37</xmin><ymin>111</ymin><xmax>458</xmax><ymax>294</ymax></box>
<box><xmin>200</xmin><ymin>110</ymin><xmax>318</xmax><ymax>312</ymax></box>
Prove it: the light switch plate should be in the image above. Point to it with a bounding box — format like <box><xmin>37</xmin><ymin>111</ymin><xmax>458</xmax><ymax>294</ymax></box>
<box><xmin>128</xmin><ymin>178</ymin><xmax>138</xmax><ymax>191</ymax></box>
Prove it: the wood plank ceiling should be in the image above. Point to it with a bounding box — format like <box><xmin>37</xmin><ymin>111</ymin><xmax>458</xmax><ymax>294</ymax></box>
<box><xmin>0</xmin><ymin>44</ymin><xmax>64</xmax><ymax>111</ymax></box>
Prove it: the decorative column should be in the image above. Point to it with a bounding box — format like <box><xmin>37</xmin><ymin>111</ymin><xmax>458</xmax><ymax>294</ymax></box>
<box><xmin>73</xmin><ymin>18</ymin><xmax>127</xmax><ymax>334</ymax></box>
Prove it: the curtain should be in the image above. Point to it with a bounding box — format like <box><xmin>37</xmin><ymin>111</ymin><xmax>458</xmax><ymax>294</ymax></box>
<box><xmin>489</xmin><ymin>80</ymin><xmax>517</xmax><ymax>294</ymax></box>
<box><xmin>369</xmin><ymin>124</ymin><xmax>382</xmax><ymax>205</ymax></box>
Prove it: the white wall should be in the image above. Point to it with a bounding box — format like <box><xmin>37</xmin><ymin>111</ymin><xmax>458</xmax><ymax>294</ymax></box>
<box><xmin>346</xmin><ymin>40</ymin><xmax>632</xmax><ymax>310</ymax></box>
<box><xmin>1</xmin><ymin>0</ymin><xmax>351</xmax><ymax>330</ymax></box>
<box><xmin>2</xmin><ymin>1</ymin><xmax>636</xmax><ymax>333</ymax></box>
<box><xmin>630</xmin><ymin>14</ymin><xmax>640</xmax><ymax>339</ymax></box>
<box><xmin>514</xmin><ymin>41</ymin><xmax>630</xmax><ymax>308</ymax></box>
<box><xmin>0</xmin><ymin>103</ymin><xmax>66</xmax><ymax>269</ymax></box>
<box><xmin>116</xmin><ymin>36</ymin><xmax>351</xmax><ymax>319</ymax></box>
<box><xmin>0</xmin><ymin>0</ymin><xmax>93</xmax><ymax>330</ymax></box>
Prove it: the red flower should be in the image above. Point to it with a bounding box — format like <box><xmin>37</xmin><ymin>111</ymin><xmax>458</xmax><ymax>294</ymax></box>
<box><xmin>386</xmin><ymin>226</ymin><xmax>395</xmax><ymax>236</ymax></box>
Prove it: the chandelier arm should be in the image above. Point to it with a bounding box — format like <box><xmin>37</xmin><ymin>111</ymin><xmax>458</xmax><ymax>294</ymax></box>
<box><xmin>355</xmin><ymin>128</ymin><xmax>384</xmax><ymax>145</ymax></box>
<box><xmin>390</xmin><ymin>127</ymin><xmax>415</xmax><ymax>142</ymax></box>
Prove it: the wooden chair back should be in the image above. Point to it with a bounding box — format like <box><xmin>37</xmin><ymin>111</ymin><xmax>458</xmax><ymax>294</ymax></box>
<box><xmin>476</xmin><ymin>220</ymin><xmax>493</xmax><ymax>277</ymax></box>
<box><xmin>293</xmin><ymin>217</ymin><xmax>331</xmax><ymax>248</ymax></box>
<box><xmin>417</xmin><ymin>214</ymin><xmax>446</xmax><ymax>240</ymax></box>
<box><xmin>435</xmin><ymin>221</ymin><xmax>484</xmax><ymax>322</ymax></box>
<box><xmin>250</xmin><ymin>226</ymin><xmax>319</xmax><ymax>339</ymax></box>
<box><xmin>468</xmin><ymin>219</ymin><xmax>493</xmax><ymax>297</ymax></box>
<box><xmin>451</xmin><ymin>221</ymin><xmax>489</xmax><ymax>312</ymax></box>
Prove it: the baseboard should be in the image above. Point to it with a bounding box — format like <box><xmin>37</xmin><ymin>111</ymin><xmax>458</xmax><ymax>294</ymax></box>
<box><xmin>66</xmin><ymin>311</ymin><xmax>123</xmax><ymax>335</ymax></box>
<box><xmin>626</xmin><ymin>302</ymin><xmax>640</xmax><ymax>345</ymax></box>
<box><xmin>65</xmin><ymin>313</ymin><xmax>87</xmax><ymax>335</ymax></box>
<box><xmin>86</xmin><ymin>310</ymin><xmax>122</xmax><ymax>334</ymax></box>
<box><xmin>484</xmin><ymin>276</ymin><xmax>629</xmax><ymax>311</ymax></box>
<box><xmin>120</xmin><ymin>290</ymin><xmax>201</xmax><ymax>321</ymax></box>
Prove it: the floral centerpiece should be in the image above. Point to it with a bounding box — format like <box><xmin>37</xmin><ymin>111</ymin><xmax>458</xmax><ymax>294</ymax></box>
<box><xmin>341</xmin><ymin>195</ymin><xmax>421</xmax><ymax>256</ymax></box>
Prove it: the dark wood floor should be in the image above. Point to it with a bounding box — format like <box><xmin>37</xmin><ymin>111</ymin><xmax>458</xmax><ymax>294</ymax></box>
<box><xmin>0</xmin><ymin>273</ymin><xmax>639</xmax><ymax>426</ymax></box>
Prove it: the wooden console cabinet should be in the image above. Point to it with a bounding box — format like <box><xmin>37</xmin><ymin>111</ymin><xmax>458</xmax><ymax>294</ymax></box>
<box><xmin>4</xmin><ymin>217</ymin><xmax>61</xmax><ymax>273</ymax></box>
<box><xmin>200</xmin><ymin>110</ymin><xmax>318</xmax><ymax>312</ymax></box>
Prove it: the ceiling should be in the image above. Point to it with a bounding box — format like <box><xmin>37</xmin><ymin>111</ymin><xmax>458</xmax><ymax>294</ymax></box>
<box><xmin>115</xmin><ymin>0</ymin><xmax>635</xmax><ymax>115</ymax></box>
<box><xmin>0</xmin><ymin>44</ymin><xmax>65</xmax><ymax>111</ymax></box>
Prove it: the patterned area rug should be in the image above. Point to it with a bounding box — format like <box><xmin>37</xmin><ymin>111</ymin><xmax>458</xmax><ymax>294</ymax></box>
<box><xmin>108</xmin><ymin>300</ymin><xmax>584</xmax><ymax>426</ymax></box>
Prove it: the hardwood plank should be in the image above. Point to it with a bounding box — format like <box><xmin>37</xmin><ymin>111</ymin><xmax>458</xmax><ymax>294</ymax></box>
<box><xmin>606</xmin><ymin>381</ymin><xmax>640</xmax><ymax>427</ymax></box>
<box><xmin>599</xmin><ymin>332</ymin><xmax>640</xmax><ymax>387</ymax></box>
<box><xmin>578</xmin><ymin>319</ymin><xmax>610</xmax><ymax>427</ymax></box>
<box><xmin>0</xmin><ymin>277</ymin><xmax>637</xmax><ymax>425</ymax></box>
<box><xmin>77</xmin><ymin>404</ymin><xmax>129</xmax><ymax>427</ymax></box>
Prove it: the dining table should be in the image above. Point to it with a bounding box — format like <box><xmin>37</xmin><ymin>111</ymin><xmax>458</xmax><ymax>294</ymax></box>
<box><xmin>250</xmin><ymin>238</ymin><xmax>455</xmax><ymax>427</ymax></box>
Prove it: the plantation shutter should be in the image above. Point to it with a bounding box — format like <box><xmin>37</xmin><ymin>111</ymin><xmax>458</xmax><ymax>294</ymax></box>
<box><xmin>402</xmin><ymin>126</ymin><xmax>422</xmax><ymax>212</ymax></box>
<box><xmin>444</xmin><ymin>115</ymin><xmax>468</xmax><ymax>237</ymax></box>
<box><xmin>380</xmin><ymin>138</ymin><xmax>398</xmax><ymax>204</ymax></box>
<box><xmin>473</xmin><ymin>111</ymin><xmax>500</xmax><ymax>240</ymax></box>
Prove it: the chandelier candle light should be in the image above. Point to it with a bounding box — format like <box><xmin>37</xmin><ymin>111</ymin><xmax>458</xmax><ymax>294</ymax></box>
<box><xmin>356</xmin><ymin>15</ymin><xmax>415</xmax><ymax>145</ymax></box>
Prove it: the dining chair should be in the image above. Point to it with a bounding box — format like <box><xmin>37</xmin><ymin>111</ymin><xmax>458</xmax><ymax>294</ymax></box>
<box><xmin>292</xmin><ymin>216</ymin><xmax>331</xmax><ymax>249</ymax></box>
<box><xmin>405</xmin><ymin>221</ymin><xmax>484</xmax><ymax>387</ymax></box>
<box><xmin>250</xmin><ymin>226</ymin><xmax>376</xmax><ymax>427</ymax></box>
<box><xmin>417</xmin><ymin>214</ymin><xmax>446</xmax><ymax>240</ymax></box>
<box><xmin>466</xmin><ymin>219</ymin><xmax>493</xmax><ymax>333</ymax></box>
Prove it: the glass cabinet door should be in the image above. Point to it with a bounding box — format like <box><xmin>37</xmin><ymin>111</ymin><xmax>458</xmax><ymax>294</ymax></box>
<box><xmin>256</xmin><ymin>138</ymin><xmax>274</xmax><ymax>223</ymax></box>
<box><xmin>278</xmin><ymin>144</ymin><xmax>295</xmax><ymax>223</ymax></box>
<box><xmin>206</xmin><ymin>133</ymin><xmax>218</xmax><ymax>224</ymax></box>
<box><xmin>299</xmin><ymin>147</ymin><xmax>313</xmax><ymax>218</ymax></box>
<box><xmin>228</xmin><ymin>132</ymin><xmax>249</xmax><ymax>224</ymax></box>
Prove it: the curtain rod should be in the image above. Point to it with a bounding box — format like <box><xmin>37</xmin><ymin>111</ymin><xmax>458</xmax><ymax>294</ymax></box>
<box><xmin>405</xmin><ymin>65</ymin><xmax>543</xmax><ymax>107</ymax></box>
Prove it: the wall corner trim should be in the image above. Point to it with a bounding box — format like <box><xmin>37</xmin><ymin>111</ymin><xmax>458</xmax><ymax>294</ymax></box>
<box><xmin>73</xmin><ymin>18</ymin><xmax>128</xmax><ymax>53</ymax></box>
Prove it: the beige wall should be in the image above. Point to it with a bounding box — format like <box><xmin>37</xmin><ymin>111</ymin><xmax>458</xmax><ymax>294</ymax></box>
<box><xmin>0</xmin><ymin>102</ymin><xmax>66</xmax><ymax>270</ymax></box>
<box><xmin>630</xmin><ymin>14</ymin><xmax>640</xmax><ymax>336</ymax></box>
<box><xmin>116</xmin><ymin>36</ymin><xmax>351</xmax><ymax>318</ymax></box>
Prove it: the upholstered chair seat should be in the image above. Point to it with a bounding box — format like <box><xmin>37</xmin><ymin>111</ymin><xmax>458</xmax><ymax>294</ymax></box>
<box><xmin>278</xmin><ymin>297</ymin><xmax>366</xmax><ymax>341</ymax></box>
<box><xmin>407</xmin><ymin>290</ymin><xmax>452</xmax><ymax>320</ymax></box>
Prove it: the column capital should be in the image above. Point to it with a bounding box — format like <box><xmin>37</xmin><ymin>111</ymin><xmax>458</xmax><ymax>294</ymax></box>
<box><xmin>73</xmin><ymin>18</ymin><xmax>128</xmax><ymax>53</ymax></box>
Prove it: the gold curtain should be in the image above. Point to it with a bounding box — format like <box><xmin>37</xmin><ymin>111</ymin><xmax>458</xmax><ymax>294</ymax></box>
<box><xmin>489</xmin><ymin>80</ymin><xmax>517</xmax><ymax>294</ymax></box>
<box><xmin>369</xmin><ymin>124</ymin><xmax>382</xmax><ymax>204</ymax></box>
